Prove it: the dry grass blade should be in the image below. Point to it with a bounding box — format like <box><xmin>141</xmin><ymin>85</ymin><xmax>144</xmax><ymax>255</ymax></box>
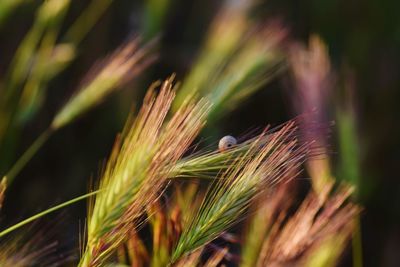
<box><xmin>0</xmin><ymin>244</ymin><xmax>57</xmax><ymax>267</ymax></box>
<box><xmin>174</xmin><ymin>248</ymin><xmax>203</xmax><ymax>267</ymax></box>
<box><xmin>204</xmin><ymin>247</ymin><xmax>228</xmax><ymax>267</ymax></box>
<box><xmin>0</xmin><ymin>243</ymin><xmax>58</xmax><ymax>267</ymax></box>
<box><xmin>240</xmin><ymin>181</ymin><xmax>295</xmax><ymax>267</ymax></box>
<box><xmin>114</xmin><ymin>184</ymin><xmax>203</xmax><ymax>267</ymax></box>
<box><xmin>79</xmin><ymin>77</ymin><xmax>210</xmax><ymax>266</ymax></box>
<box><xmin>116</xmin><ymin>230</ymin><xmax>150</xmax><ymax>267</ymax></box>
<box><xmin>0</xmin><ymin>223</ymin><xmax>72</xmax><ymax>267</ymax></box>
<box><xmin>290</xmin><ymin>35</ymin><xmax>334</xmax><ymax>194</ymax></box>
<box><xmin>258</xmin><ymin>184</ymin><xmax>359</xmax><ymax>267</ymax></box>
<box><xmin>52</xmin><ymin>38</ymin><xmax>156</xmax><ymax>130</ymax></box>
<box><xmin>148</xmin><ymin>200</ymin><xmax>182</xmax><ymax>267</ymax></box>
<box><xmin>171</xmin><ymin>121</ymin><xmax>308</xmax><ymax>263</ymax></box>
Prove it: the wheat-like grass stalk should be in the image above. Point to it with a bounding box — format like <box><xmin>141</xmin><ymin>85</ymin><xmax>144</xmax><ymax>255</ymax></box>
<box><xmin>171</xmin><ymin>121</ymin><xmax>308</xmax><ymax>262</ymax></box>
<box><xmin>2</xmin><ymin>0</ymin><xmax>69</xmax><ymax>100</ymax></box>
<box><xmin>79</xmin><ymin>77</ymin><xmax>210</xmax><ymax>266</ymax></box>
<box><xmin>0</xmin><ymin>0</ymin><xmax>121</xmax><ymax>185</ymax></box>
<box><xmin>0</xmin><ymin>0</ymin><xmax>70</xmax><ymax>146</ymax></box>
<box><xmin>172</xmin><ymin>1</ymin><xmax>286</xmax><ymax>124</ymax></box>
<box><xmin>290</xmin><ymin>35</ymin><xmax>334</xmax><ymax>195</ymax></box>
<box><xmin>257</xmin><ymin>184</ymin><xmax>358</xmax><ymax>267</ymax></box>
<box><xmin>4</xmin><ymin>38</ymin><xmax>156</xmax><ymax>185</ymax></box>
<box><xmin>290</xmin><ymin>35</ymin><xmax>362</xmax><ymax>266</ymax></box>
<box><xmin>16</xmin><ymin>6</ymin><xmax>71</xmax><ymax>123</ymax></box>
<box><xmin>171</xmin><ymin>123</ymin><xmax>297</xmax><ymax>180</ymax></box>
<box><xmin>172</xmin><ymin>1</ymin><xmax>248</xmax><ymax>110</ymax></box>
<box><xmin>52</xmin><ymin>38</ymin><xmax>156</xmax><ymax>130</ymax></box>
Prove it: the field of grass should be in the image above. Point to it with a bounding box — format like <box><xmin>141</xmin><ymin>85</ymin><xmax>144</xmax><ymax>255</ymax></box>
<box><xmin>0</xmin><ymin>0</ymin><xmax>398</xmax><ymax>266</ymax></box>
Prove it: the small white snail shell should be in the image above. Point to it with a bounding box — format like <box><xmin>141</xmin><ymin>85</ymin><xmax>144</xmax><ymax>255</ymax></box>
<box><xmin>218</xmin><ymin>135</ymin><xmax>237</xmax><ymax>152</ymax></box>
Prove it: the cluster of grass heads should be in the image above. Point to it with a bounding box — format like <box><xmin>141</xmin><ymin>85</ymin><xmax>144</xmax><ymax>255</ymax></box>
<box><xmin>0</xmin><ymin>1</ymin><xmax>362</xmax><ymax>266</ymax></box>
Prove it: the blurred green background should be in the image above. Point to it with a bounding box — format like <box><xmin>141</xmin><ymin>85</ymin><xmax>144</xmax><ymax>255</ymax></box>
<box><xmin>0</xmin><ymin>0</ymin><xmax>399</xmax><ymax>266</ymax></box>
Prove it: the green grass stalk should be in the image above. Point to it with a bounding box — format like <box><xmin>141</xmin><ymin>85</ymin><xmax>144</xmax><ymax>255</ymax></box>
<box><xmin>0</xmin><ymin>190</ymin><xmax>99</xmax><ymax>238</ymax></box>
<box><xmin>4</xmin><ymin>128</ymin><xmax>53</xmax><ymax>185</ymax></box>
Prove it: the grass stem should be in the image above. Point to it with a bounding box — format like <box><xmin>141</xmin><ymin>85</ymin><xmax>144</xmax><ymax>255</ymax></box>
<box><xmin>352</xmin><ymin>215</ymin><xmax>363</xmax><ymax>267</ymax></box>
<box><xmin>5</xmin><ymin>128</ymin><xmax>53</xmax><ymax>185</ymax></box>
<box><xmin>0</xmin><ymin>190</ymin><xmax>99</xmax><ymax>238</ymax></box>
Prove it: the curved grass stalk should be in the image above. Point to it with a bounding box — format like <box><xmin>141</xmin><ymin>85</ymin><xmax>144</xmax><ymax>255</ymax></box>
<box><xmin>0</xmin><ymin>190</ymin><xmax>99</xmax><ymax>238</ymax></box>
<box><xmin>4</xmin><ymin>38</ymin><xmax>155</xmax><ymax>186</ymax></box>
<box><xmin>64</xmin><ymin>0</ymin><xmax>113</xmax><ymax>44</ymax></box>
<box><xmin>0</xmin><ymin>0</ymin><xmax>69</xmax><ymax>147</ymax></box>
<box><xmin>4</xmin><ymin>128</ymin><xmax>53</xmax><ymax>185</ymax></box>
<box><xmin>51</xmin><ymin>38</ymin><xmax>156</xmax><ymax>130</ymax></box>
<box><xmin>0</xmin><ymin>0</ymin><xmax>31</xmax><ymax>25</ymax></box>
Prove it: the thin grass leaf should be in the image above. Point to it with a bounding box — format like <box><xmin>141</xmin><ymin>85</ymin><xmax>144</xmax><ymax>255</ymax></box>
<box><xmin>337</xmin><ymin>108</ymin><xmax>360</xmax><ymax>195</ymax></box>
<box><xmin>16</xmin><ymin>0</ymin><xmax>71</xmax><ymax>123</ymax></box>
<box><xmin>41</xmin><ymin>43</ymin><xmax>76</xmax><ymax>80</ymax></box>
<box><xmin>143</xmin><ymin>0</ymin><xmax>171</xmax><ymax>39</ymax></box>
<box><xmin>0</xmin><ymin>178</ymin><xmax>6</xmax><ymax>210</ymax></box>
<box><xmin>0</xmin><ymin>190</ymin><xmax>99</xmax><ymax>238</ymax></box>
<box><xmin>2</xmin><ymin>0</ymin><xmax>70</xmax><ymax>101</ymax></box>
<box><xmin>65</xmin><ymin>0</ymin><xmax>113</xmax><ymax>44</ymax></box>
<box><xmin>0</xmin><ymin>0</ymin><xmax>31</xmax><ymax>25</ymax></box>
<box><xmin>337</xmin><ymin>83</ymin><xmax>362</xmax><ymax>267</ymax></box>
<box><xmin>0</xmin><ymin>0</ymin><xmax>70</xmax><ymax>145</ymax></box>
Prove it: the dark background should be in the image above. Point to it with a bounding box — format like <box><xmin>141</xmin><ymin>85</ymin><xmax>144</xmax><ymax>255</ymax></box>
<box><xmin>1</xmin><ymin>0</ymin><xmax>399</xmax><ymax>266</ymax></box>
